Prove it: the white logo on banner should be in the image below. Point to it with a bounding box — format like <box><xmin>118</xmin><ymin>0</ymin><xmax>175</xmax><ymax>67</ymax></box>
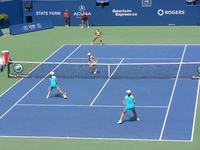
<box><xmin>78</xmin><ymin>5</ymin><xmax>86</xmax><ymax>12</ymax></box>
<box><xmin>36</xmin><ymin>11</ymin><xmax>61</xmax><ymax>15</ymax></box>
<box><xmin>23</xmin><ymin>24</ymin><xmax>40</xmax><ymax>31</ymax></box>
<box><xmin>157</xmin><ymin>9</ymin><xmax>164</xmax><ymax>16</ymax></box>
<box><xmin>74</xmin><ymin>5</ymin><xmax>92</xmax><ymax>18</ymax></box>
<box><xmin>112</xmin><ymin>9</ymin><xmax>137</xmax><ymax>17</ymax></box>
<box><xmin>142</xmin><ymin>0</ymin><xmax>152</xmax><ymax>7</ymax></box>
<box><xmin>23</xmin><ymin>26</ymin><xmax>28</xmax><ymax>31</ymax></box>
<box><xmin>0</xmin><ymin>0</ymin><xmax>13</xmax><ymax>3</ymax></box>
<box><xmin>158</xmin><ymin>9</ymin><xmax>186</xmax><ymax>16</ymax></box>
<box><xmin>36</xmin><ymin>23</ymin><xmax>42</xmax><ymax>28</ymax></box>
<box><xmin>28</xmin><ymin>24</ymin><xmax>36</xmax><ymax>30</ymax></box>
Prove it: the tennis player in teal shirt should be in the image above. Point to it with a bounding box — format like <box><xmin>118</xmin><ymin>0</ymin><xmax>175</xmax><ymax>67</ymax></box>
<box><xmin>117</xmin><ymin>90</ymin><xmax>139</xmax><ymax>124</ymax></box>
<box><xmin>46</xmin><ymin>72</ymin><xmax>67</xmax><ymax>99</ymax></box>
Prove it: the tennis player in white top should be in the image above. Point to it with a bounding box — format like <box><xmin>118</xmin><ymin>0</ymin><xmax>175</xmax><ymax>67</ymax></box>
<box><xmin>87</xmin><ymin>53</ymin><xmax>98</xmax><ymax>74</ymax></box>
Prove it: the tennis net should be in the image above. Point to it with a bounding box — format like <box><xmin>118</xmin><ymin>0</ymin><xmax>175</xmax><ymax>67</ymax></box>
<box><xmin>7</xmin><ymin>61</ymin><xmax>200</xmax><ymax>79</ymax></box>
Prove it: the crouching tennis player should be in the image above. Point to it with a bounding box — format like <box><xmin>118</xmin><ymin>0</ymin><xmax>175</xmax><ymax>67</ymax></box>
<box><xmin>47</xmin><ymin>72</ymin><xmax>67</xmax><ymax>99</ymax></box>
<box><xmin>117</xmin><ymin>90</ymin><xmax>139</xmax><ymax>124</ymax></box>
<box><xmin>87</xmin><ymin>53</ymin><xmax>98</xmax><ymax>74</ymax></box>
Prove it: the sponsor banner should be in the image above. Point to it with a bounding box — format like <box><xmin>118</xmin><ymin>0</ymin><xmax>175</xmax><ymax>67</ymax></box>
<box><xmin>9</xmin><ymin>74</ymin><xmax>29</xmax><ymax>78</ymax></box>
<box><xmin>9</xmin><ymin>20</ymin><xmax>54</xmax><ymax>35</ymax></box>
<box><xmin>0</xmin><ymin>0</ymin><xmax>13</xmax><ymax>2</ymax></box>
<box><xmin>73</xmin><ymin>5</ymin><xmax>92</xmax><ymax>18</ymax></box>
<box><xmin>192</xmin><ymin>75</ymin><xmax>200</xmax><ymax>79</ymax></box>
<box><xmin>22</xmin><ymin>0</ymin><xmax>199</xmax><ymax>26</ymax></box>
<box><xmin>112</xmin><ymin>9</ymin><xmax>137</xmax><ymax>17</ymax></box>
<box><xmin>157</xmin><ymin>9</ymin><xmax>186</xmax><ymax>16</ymax></box>
<box><xmin>36</xmin><ymin>11</ymin><xmax>61</xmax><ymax>16</ymax></box>
<box><xmin>191</xmin><ymin>66</ymin><xmax>200</xmax><ymax>79</ymax></box>
<box><xmin>0</xmin><ymin>29</ymin><xmax>3</xmax><ymax>36</ymax></box>
<box><xmin>198</xmin><ymin>65</ymin><xmax>200</xmax><ymax>73</ymax></box>
<box><xmin>8</xmin><ymin>63</ymin><xmax>29</xmax><ymax>78</ymax></box>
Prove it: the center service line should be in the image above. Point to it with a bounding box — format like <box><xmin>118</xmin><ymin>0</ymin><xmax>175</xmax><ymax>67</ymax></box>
<box><xmin>90</xmin><ymin>59</ymin><xmax>124</xmax><ymax>106</ymax></box>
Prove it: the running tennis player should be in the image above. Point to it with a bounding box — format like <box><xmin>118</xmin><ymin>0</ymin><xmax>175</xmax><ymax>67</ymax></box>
<box><xmin>46</xmin><ymin>72</ymin><xmax>67</xmax><ymax>99</ymax></box>
<box><xmin>91</xmin><ymin>28</ymin><xmax>103</xmax><ymax>45</ymax></box>
<box><xmin>117</xmin><ymin>90</ymin><xmax>139</xmax><ymax>124</ymax></box>
<box><xmin>87</xmin><ymin>53</ymin><xmax>98</xmax><ymax>74</ymax></box>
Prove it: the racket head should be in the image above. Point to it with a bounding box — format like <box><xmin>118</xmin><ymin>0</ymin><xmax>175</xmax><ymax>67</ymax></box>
<box><xmin>100</xmin><ymin>30</ymin><xmax>104</xmax><ymax>35</ymax></box>
<box><xmin>122</xmin><ymin>99</ymin><xmax>126</xmax><ymax>105</ymax></box>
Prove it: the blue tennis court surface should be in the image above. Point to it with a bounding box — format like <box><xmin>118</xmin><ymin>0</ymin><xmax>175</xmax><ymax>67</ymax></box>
<box><xmin>0</xmin><ymin>45</ymin><xmax>199</xmax><ymax>141</ymax></box>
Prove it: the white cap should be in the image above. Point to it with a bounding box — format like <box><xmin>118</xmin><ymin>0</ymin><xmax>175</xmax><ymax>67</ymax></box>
<box><xmin>87</xmin><ymin>53</ymin><xmax>91</xmax><ymax>56</ymax></box>
<box><xmin>126</xmin><ymin>90</ymin><xmax>131</xmax><ymax>94</ymax></box>
<box><xmin>50</xmin><ymin>72</ymin><xmax>55</xmax><ymax>75</ymax></box>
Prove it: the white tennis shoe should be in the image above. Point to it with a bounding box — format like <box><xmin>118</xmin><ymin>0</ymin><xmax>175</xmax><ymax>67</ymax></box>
<box><xmin>93</xmin><ymin>69</ymin><xmax>97</xmax><ymax>74</ymax></box>
<box><xmin>63</xmin><ymin>95</ymin><xmax>67</xmax><ymax>99</ymax></box>
<box><xmin>117</xmin><ymin>120</ymin><xmax>122</xmax><ymax>124</ymax></box>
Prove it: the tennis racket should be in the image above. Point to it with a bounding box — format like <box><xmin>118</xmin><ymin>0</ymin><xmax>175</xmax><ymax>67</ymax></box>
<box><xmin>122</xmin><ymin>99</ymin><xmax>126</xmax><ymax>105</ymax></box>
<box><xmin>100</xmin><ymin>30</ymin><xmax>104</xmax><ymax>35</ymax></box>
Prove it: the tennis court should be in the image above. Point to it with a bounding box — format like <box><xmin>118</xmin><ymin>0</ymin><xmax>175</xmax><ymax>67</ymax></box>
<box><xmin>0</xmin><ymin>44</ymin><xmax>199</xmax><ymax>141</ymax></box>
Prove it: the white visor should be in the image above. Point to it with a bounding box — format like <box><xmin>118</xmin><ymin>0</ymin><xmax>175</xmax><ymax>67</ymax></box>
<box><xmin>50</xmin><ymin>72</ymin><xmax>55</xmax><ymax>75</ymax></box>
<box><xmin>126</xmin><ymin>90</ymin><xmax>131</xmax><ymax>94</ymax></box>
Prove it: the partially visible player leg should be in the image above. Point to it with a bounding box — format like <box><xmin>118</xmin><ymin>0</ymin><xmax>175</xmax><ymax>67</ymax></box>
<box><xmin>47</xmin><ymin>88</ymin><xmax>53</xmax><ymax>99</ymax></box>
<box><xmin>132</xmin><ymin>110</ymin><xmax>139</xmax><ymax>121</ymax></box>
<box><xmin>117</xmin><ymin>110</ymin><xmax>127</xmax><ymax>124</ymax></box>
<box><xmin>57</xmin><ymin>87</ymin><xmax>67</xmax><ymax>99</ymax></box>
<box><xmin>89</xmin><ymin>64</ymin><xmax>97</xmax><ymax>74</ymax></box>
<box><xmin>86</xmin><ymin>20</ymin><xmax>89</xmax><ymax>28</ymax></box>
<box><xmin>93</xmin><ymin>65</ymin><xmax>97</xmax><ymax>74</ymax></box>
<box><xmin>99</xmin><ymin>37</ymin><xmax>103</xmax><ymax>45</ymax></box>
<box><xmin>81</xmin><ymin>20</ymin><xmax>84</xmax><ymax>28</ymax></box>
<box><xmin>89</xmin><ymin>64</ymin><xmax>95</xmax><ymax>71</ymax></box>
<box><xmin>91</xmin><ymin>37</ymin><xmax>97</xmax><ymax>45</ymax></box>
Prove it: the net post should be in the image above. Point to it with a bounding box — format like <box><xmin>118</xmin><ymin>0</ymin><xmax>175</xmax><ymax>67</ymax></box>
<box><xmin>7</xmin><ymin>61</ymin><xmax>10</xmax><ymax>78</ymax></box>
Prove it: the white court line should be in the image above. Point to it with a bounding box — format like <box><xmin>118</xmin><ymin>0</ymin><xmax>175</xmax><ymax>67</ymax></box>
<box><xmin>16</xmin><ymin>103</ymin><xmax>168</xmax><ymax>109</ymax></box>
<box><xmin>89</xmin><ymin>59</ymin><xmax>124</xmax><ymax>106</ymax></box>
<box><xmin>0</xmin><ymin>45</ymin><xmax>82</xmax><ymax>119</ymax></box>
<box><xmin>159</xmin><ymin>45</ymin><xmax>187</xmax><ymax>140</ymax></box>
<box><xmin>79</xmin><ymin>44</ymin><xmax>195</xmax><ymax>46</ymax></box>
<box><xmin>0</xmin><ymin>45</ymin><xmax>65</xmax><ymax>98</ymax></box>
<box><xmin>0</xmin><ymin>135</ymin><xmax>193</xmax><ymax>142</ymax></box>
<box><xmin>66</xmin><ymin>58</ymin><xmax>181</xmax><ymax>60</ymax></box>
<box><xmin>191</xmin><ymin>79</ymin><xmax>200</xmax><ymax>141</ymax></box>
